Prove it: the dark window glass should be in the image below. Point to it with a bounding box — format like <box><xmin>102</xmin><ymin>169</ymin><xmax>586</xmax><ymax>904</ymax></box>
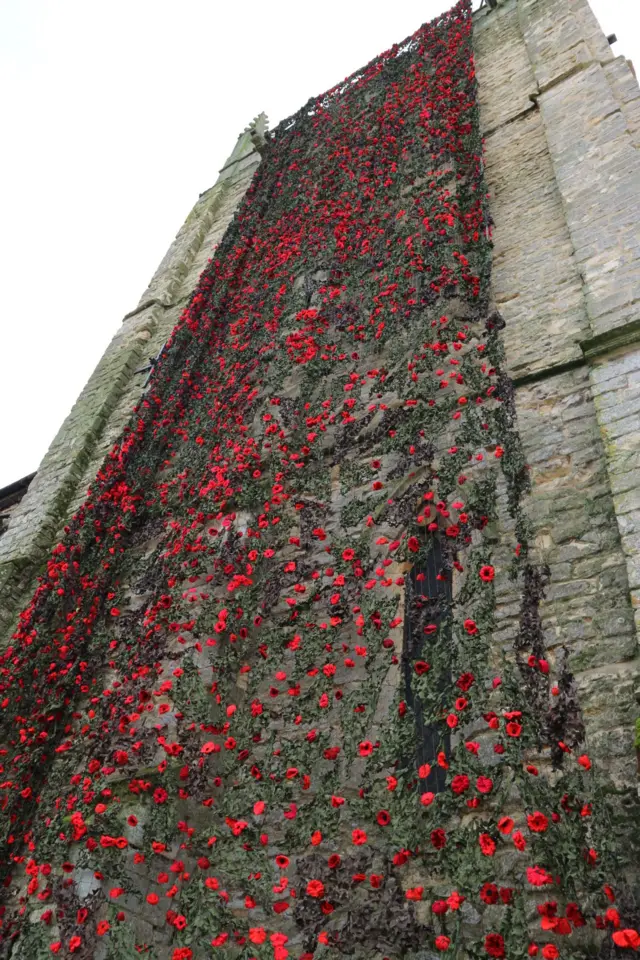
<box><xmin>402</xmin><ymin>536</ymin><xmax>452</xmax><ymax>793</ymax></box>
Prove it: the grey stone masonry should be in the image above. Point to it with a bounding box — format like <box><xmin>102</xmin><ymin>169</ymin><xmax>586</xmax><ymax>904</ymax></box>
<box><xmin>475</xmin><ymin>0</ymin><xmax>640</xmax><ymax>786</ymax></box>
<box><xmin>590</xmin><ymin>347</ymin><xmax>640</xmax><ymax>636</ymax></box>
<box><xmin>518</xmin><ymin>0</ymin><xmax>640</xmax><ymax>339</ymax></box>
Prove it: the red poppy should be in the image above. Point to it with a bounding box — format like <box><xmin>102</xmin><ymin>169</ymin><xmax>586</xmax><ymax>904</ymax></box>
<box><xmin>479</xmin><ymin>833</ymin><xmax>496</xmax><ymax>856</ymax></box>
<box><xmin>527</xmin><ymin>866</ymin><xmax>553</xmax><ymax>887</ymax></box>
<box><xmin>566</xmin><ymin>902</ymin><xmax>585</xmax><ymax>926</ymax></box>
<box><xmin>612</xmin><ymin>930</ymin><xmax>640</xmax><ymax>950</ymax></box>
<box><xmin>1</xmin><ymin>10</ymin><xmax>623</xmax><ymax>958</ymax></box>
<box><xmin>392</xmin><ymin>850</ymin><xmax>410</xmax><ymax>867</ymax></box>
<box><xmin>451</xmin><ymin>774</ymin><xmax>469</xmax><ymax>794</ymax></box>
<box><xmin>484</xmin><ymin>933</ymin><xmax>505</xmax><ymax>958</ymax></box>
<box><xmin>480</xmin><ymin>883</ymin><xmax>499</xmax><ymax>904</ymax></box>
<box><xmin>513</xmin><ymin>830</ymin><xmax>527</xmax><ymax>850</ymax></box>
<box><xmin>431</xmin><ymin>829</ymin><xmax>446</xmax><ymax>849</ymax></box>
<box><xmin>527</xmin><ymin>812</ymin><xmax>549</xmax><ymax>833</ymax></box>
<box><xmin>447</xmin><ymin>891</ymin><xmax>465</xmax><ymax>910</ymax></box>
<box><xmin>476</xmin><ymin>776</ymin><xmax>493</xmax><ymax>794</ymax></box>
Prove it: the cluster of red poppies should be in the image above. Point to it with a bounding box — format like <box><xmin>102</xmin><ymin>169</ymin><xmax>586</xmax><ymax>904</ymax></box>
<box><xmin>0</xmin><ymin>0</ymin><xmax>636</xmax><ymax>957</ymax></box>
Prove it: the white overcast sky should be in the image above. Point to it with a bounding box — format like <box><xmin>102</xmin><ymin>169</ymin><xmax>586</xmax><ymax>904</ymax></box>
<box><xmin>0</xmin><ymin>0</ymin><xmax>638</xmax><ymax>489</ymax></box>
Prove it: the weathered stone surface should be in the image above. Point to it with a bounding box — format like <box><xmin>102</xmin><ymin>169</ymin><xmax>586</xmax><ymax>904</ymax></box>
<box><xmin>537</xmin><ymin>60</ymin><xmax>640</xmax><ymax>338</ymax></box>
<box><xmin>473</xmin><ymin>0</ymin><xmax>537</xmax><ymax>133</ymax></box>
<box><xmin>591</xmin><ymin>346</ymin><xmax>640</xmax><ymax>637</ymax></box>
<box><xmin>458</xmin><ymin>0</ymin><xmax>637</xmax><ymax>791</ymax></box>
<box><xmin>605</xmin><ymin>56</ymin><xmax>640</xmax><ymax>149</ymax></box>
<box><xmin>518</xmin><ymin>0</ymin><xmax>612</xmax><ymax>93</ymax></box>
<box><xmin>492</xmin><ymin>367</ymin><xmax>638</xmax><ymax>783</ymax></box>
<box><xmin>136</xmin><ymin>183</ymin><xmax>226</xmax><ymax>309</ymax></box>
<box><xmin>0</xmin><ymin>6</ymin><xmax>638</xmax><ymax>956</ymax></box>
<box><xmin>484</xmin><ymin>108</ymin><xmax>588</xmax><ymax>375</ymax></box>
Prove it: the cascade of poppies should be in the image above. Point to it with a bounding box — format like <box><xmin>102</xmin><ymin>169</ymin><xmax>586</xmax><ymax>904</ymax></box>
<box><xmin>0</xmin><ymin>1</ymin><xmax>637</xmax><ymax>958</ymax></box>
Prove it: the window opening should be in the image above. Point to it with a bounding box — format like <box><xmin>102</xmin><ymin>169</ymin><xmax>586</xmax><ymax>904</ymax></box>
<box><xmin>402</xmin><ymin>535</ymin><xmax>452</xmax><ymax>793</ymax></box>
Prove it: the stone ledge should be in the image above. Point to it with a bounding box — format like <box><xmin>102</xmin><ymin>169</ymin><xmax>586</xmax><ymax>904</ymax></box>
<box><xmin>122</xmin><ymin>295</ymin><xmax>189</xmax><ymax>325</ymax></box>
<box><xmin>508</xmin><ymin>317</ymin><xmax>640</xmax><ymax>388</ymax></box>
<box><xmin>512</xmin><ymin>356</ymin><xmax>585</xmax><ymax>388</ymax></box>
<box><xmin>217</xmin><ymin>147</ymin><xmax>260</xmax><ymax>176</ymax></box>
<box><xmin>536</xmin><ymin>55</ymin><xmax>612</xmax><ymax>97</ymax></box>
<box><xmin>482</xmin><ymin>100</ymin><xmax>538</xmax><ymax>139</ymax></box>
<box><xmin>581</xmin><ymin>317</ymin><xmax>640</xmax><ymax>361</ymax></box>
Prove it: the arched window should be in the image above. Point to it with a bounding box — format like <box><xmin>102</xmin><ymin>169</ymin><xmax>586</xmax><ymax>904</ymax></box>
<box><xmin>402</xmin><ymin>535</ymin><xmax>452</xmax><ymax>793</ymax></box>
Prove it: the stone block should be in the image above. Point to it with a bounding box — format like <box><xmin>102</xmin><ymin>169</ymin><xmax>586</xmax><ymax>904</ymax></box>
<box><xmin>484</xmin><ymin>109</ymin><xmax>588</xmax><ymax>376</ymax></box>
<box><xmin>519</xmin><ymin>0</ymin><xmax>612</xmax><ymax>93</ymax></box>
<box><xmin>473</xmin><ymin>0</ymin><xmax>537</xmax><ymax>134</ymax></box>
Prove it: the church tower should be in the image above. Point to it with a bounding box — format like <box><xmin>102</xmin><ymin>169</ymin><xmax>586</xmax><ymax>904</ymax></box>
<box><xmin>0</xmin><ymin>1</ymin><xmax>639</xmax><ymax>957</ymax></box>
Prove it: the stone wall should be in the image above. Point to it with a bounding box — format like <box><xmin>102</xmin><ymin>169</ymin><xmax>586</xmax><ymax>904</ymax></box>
<box><xmin>474</xmin><ymin>0</ymin><xmax>640</xmax><ymax>790</ymax></box>
<box><xmin>1</xmin><ymin>4</ymin><xmax>639</xmax><ymax>955</ymax></box>
<box><xmin>0</xmin><ymin>0</ymin><xmax>638</xmax><ymax>802</ymax></box>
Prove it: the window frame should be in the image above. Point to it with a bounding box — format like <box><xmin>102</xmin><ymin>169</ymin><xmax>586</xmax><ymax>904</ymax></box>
<box><xmin>402</xmin><ymin>534</ymin><xmax>452</xmax><ymax>793</ymax></box>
